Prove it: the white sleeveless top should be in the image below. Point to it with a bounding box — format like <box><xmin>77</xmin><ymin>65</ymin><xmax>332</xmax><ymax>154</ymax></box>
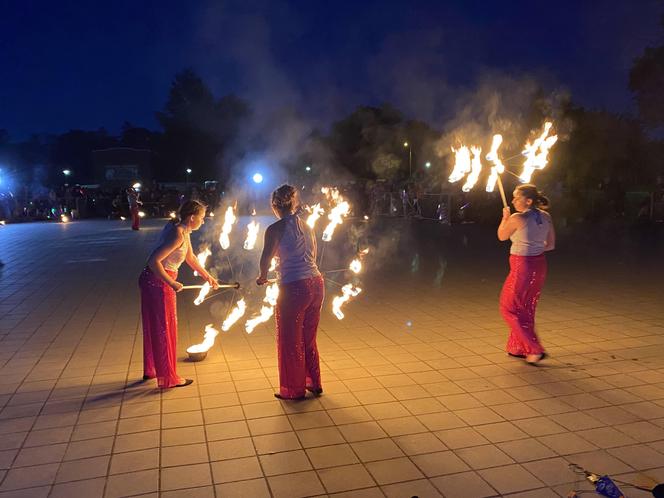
<box><xmin>277</xmin><ymin>214</ymin><xmax>321</xmax><ymax>284</ymax></box>
<box><xmin>155</xmin><ymin>223</ymin><xmax>189</xmax><ymax>272</ymax></box>
<box><xmin>509</xmin><ymin>209</ymin><xmax>551</xmax><ymax>256</ymax></box>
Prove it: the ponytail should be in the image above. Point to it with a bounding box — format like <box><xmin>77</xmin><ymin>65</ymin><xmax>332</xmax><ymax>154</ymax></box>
<box><xmin>516</xmin><ymin>184</ymin><xmax>550</xmax><ymax>210</ymax></box>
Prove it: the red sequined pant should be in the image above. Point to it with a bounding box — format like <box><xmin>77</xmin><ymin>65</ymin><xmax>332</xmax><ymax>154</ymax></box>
<box><xmin>275</xmin><ymin>276</ymin><xmax>325</xmax><ymax>399</ymax></box>
<box><xmin>499</xmin><ymin>254</ymin><xmax>547</xmax><ymax>356</ymax></box>
<box><xmin>139</xmin><ymin>267</ymin><xmax>184</xmax><ymax>388</ymax></box>
<box><xmin>130</xmin><ymin>206</ymin><xmax>140</xmax><ymax>230</ymax></box>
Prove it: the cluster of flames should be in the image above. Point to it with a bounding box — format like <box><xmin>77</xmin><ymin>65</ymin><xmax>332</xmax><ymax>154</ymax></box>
<box><xmin>449</xmin><ymin>121</ymin><xmax>558</xmax><ymax>192</ymax></box>
<box><xmin>187</xmin><ymin>186</ymin><xmax>367</xmax><ymax>355</ymax></box>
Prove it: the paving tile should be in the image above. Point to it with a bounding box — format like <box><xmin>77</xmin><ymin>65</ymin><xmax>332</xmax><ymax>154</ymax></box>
<box><xmin>538</xmin><ymin>432</ymin><xmax>599</xmax><ymax>455</ymax></box>
<box><xmin>215</xmin><ymin>478</ymin><xmax>271</xmax><ymax>498</ymax></box>
<box><xmin>435</xmin><ymin>426</ymin><xmax>490</xmax><ymax>449</ymax></box>
<box><xmin>211</xmin><ymin>456</ymin><xmax>263</xmax><ymax>483</ymax></box>
<box><xmin>267</xmin><ymin>470</ymin><xmax>325</xmax><ymax>498</ymax></box>
<box><xmin>161</xmin><ymin>486</ymin><xmax>215</xmax><ymax>498</ymax></box>
<box><xmin>105</xmin><ymin>468</ymin><xmax>159</xmax><ymax>497</ymax></box>
<box><xmin>318</xmin><ymin>463</ymin><xmax>376</xmax><ymax>493</ymax></box>
<box><xmin>13</xmin><ymin>443</ymin><xmax>67</xmax><ymax>467</ymax></box>
<box><xmin>113</xmin><ymin>430</ymin><xmax>159</xmax><ymax>453</ymax></box>
<box><xmin>0</xmin><ymin>463</ymin><xmax>59</xmax><ymax>491</ymax></box>
<box><xmin>430</xmin><ymin>470</ymin><xmax>497</xmax><ymax>497</ymax></box>
<box><xmin>208</xmin><ymin>437</ymin><xmax>256</xmax><ymax>461</ymax></box>
<box><xmin>351</xmin><ymin>438</ymin><xmax>405</xmax><ymax>462</ymax></box>
<box><xmin>161</xmin><ymin>463</ymin><xmax>213</xmax><ymax>491</ymax></box>
<box><xmin>381</xmin><ymin>478</ymin><xmax>443</xmax><ymax>497</ymax></box>
<box><xmin>497</xmin><ymin>438</ymin><xmax>557</xmax><ymax>462</ymax></box>
<box><xmin>297</xmin><ymin>427</ymin><xmax>345</xmax><ymax>448</ymax></box>
<box><xmin>478</xmin><ymin>464</ymin><xmax>544</xmax><ymax>494</ymax></box>
<box><xmin>365</xmin><ymin>457</ymin><xmax>424</xmax><ymax>484</ymax></box>
<box><xmin>456</xmin><ymin>444</ymin><xmax>515</xmax><ymax>469</ymax></box>
<box><xmin>393</xmin><ymin>432</ymin><xmax>447</xmax><ymax>455</ymax></box>
<box><xmin>259</xmin><ymin>449</ymin><xmax>312</xmax><ymax>476</ymax></box>
<box><xmin>50</xmin><ymin>477</ymin><xmax>106</xmax><ymax>498</ymax></box>
<box><xmin>110</xmin><ymin>447</ymin><xmax>159</xmax><ymax>474</ymax></box>
<box><xmin>411</xmin><ymin>450</ymin><xmax>470</xmax><ymax>477</ymax></box>
<box><xmin>306</xmin><ymin>443</ymin><xmax>359</xmax><ymax>468</ymax></box>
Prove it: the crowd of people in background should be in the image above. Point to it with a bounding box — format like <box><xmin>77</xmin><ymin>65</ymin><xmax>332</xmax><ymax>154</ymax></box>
<box><xmin>0</xmin><ymin>177</ymin><xmax>663</xmax><ymax>226</ymax></box>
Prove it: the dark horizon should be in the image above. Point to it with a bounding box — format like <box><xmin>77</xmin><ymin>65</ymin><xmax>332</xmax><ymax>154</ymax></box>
<box><xmin>1</xmin><ymin>0</ymin><xmax>662</xmax><ymax>140</ymax></box>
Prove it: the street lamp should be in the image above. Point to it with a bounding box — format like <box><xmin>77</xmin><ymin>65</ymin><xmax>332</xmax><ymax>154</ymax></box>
<box><xmin>403</xmin><ymin>142</ymin><xmax>412</xmax><ymax>178</ymax></box>
<box><xmin>185</xmin><ymin>168</ymin><xmax>192</xmax><ymax>185</ymax></box>
<box><xmin>62</xmin><ymin>169</ymin><xmax>71</xmax><ymax>187</ymax></box>
<box><xmin>425</xmin><ymin>162</ymin><xmax>431</xmax><ymax>169</ymax></box>
<box><xmin>252</xmin><ymin>173</ymin><xmax>263</xmax><ymax>184</ymax></box>
<box><xmin>305</xmin><ymin>166</ymin><xmax>311</xmax><ymax>172</ymax></box>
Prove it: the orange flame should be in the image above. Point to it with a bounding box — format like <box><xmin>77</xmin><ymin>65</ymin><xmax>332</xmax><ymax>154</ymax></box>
<box><xmin>222</xmin><ymin>299</ymin><xmax>247</xmax><ymax>332</ymax></box>
<box><xmin>244</xmin><ymin>220</ymin><xmax>260</xmax><ymax>250</ymax></box>
<box><xmin>218</xmin><ymin>206</ymin><xmax>236</xmax><ymax>250</ymax></box>
<box><xmin>187</xmin><ymin>324</ymin><xmax>220</xmax><ymax>353</ymax></box>
<box><xmin>520</xmin><ymin>122</ymin><xmax>558</xmax><ymax>183</ymax></box>
<box><xmin>332</xmin><ymin>284</ymin><xmax>362</xmax><ymax>320</ymax></box>
<box><xmin>485</xmin><ymin>134</ymin><xmax>505</xmax><ymax>192</ymax></box>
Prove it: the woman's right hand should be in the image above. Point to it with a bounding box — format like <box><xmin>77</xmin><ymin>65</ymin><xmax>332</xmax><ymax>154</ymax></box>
<box><xmin>502</xmin><ymin>207</ymin><xmax>511</xmax><ymax>221</ymax></box>
<box><xmin>256</xmin><ymin>275</ymin><xmax>269</xmax><ymax>286</ymax></box>
<box><xmin>171</xmin><ymin>281</ymin><xmax>184</xmax><ymax>292</ymax></box>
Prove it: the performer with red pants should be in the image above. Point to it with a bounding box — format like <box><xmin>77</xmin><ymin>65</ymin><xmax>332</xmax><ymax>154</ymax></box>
<box><xmin>497</xmin><ymin>184</ymin><xmax>555</xmax><ymax>365</ymax></box>
<box><xmin>139</xmin><ymin>200</ymin><xmax>218</xmax><ymax>388</ymax></box>
<box><xmin>127</xmin><ymin>187</ymin><xmax>142</xmax><ymax>230</ymax></box>
<box><xmin>257</xmin><ymin>184</ymin><xmax>324</xmax><ymax>399</ymax></box>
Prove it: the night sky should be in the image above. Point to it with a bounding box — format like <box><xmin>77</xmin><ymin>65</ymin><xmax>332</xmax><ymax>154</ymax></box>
<box><xmin>1</xmin><ymin>0</ymin><xmax>662</xmax><ymax>139</ymax></box>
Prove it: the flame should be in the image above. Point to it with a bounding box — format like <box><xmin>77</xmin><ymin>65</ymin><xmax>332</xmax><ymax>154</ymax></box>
<box><xmin>120</xmin><ymin>216</ymin><xmax>126</xmax><ymax>221</ymax></box>
<box><xmin>306</xmin><ymin>203</ymin><xmax>324</xmax><ymax>229</ymax></box>
<box><xmin>0</xmin><ymin>220</ymin><xmax>5</xmax><ymax>225</ymax></box>
<box><xmin>269</xmin><ymin>257</ymin><xmax>278</xmax><ymax>271</ymax></box>
<box><xmin>244</xmin><ymin>282</ymin><xmax>279</xmax><ymax>333</ymax></box>
<box><xmin>251</xmin><ymin>208</ymin><xmax>256</xmax><ymax>216</ymax></box>
<box><xmin>322</xmin><ymin>201</ymin><xmax>350</xmax><ymax>241</ymax></box>
<box><xmin>60</xmin><ymin>214</ymin><xmax>70</xmax><ymax>223</ymax></box>
<box><xmin>138</xmin><ymin>211</ymin><xmax>146</xmax><ymax>218</ymax></box>
<box><xmin>194</xmin><ymin>282</ymin><xmax>211</xmax><ymax>305</ymax></box>
<box><xmin>209</xmin><ymin>212</ymin><xmax>215</xmax><ymax>217</ymax></box>
<box><xmin>221</xmin><ymin>299</ymin><xmax>247</xmax><ymax>331</ymax></box>
<box><xmin>193</xmin><ymin>247</ymin><xmax>212</xmax><ymax>277</ymax></box>
<box><xmin>321</xmin><ymin>186</ymin><xmax>341</xmax><ymax>203</ymax></box>
<box><xmin>485</xmin><ymin>134</ymin><xmax>505</xmax><ymax>192</ymax></box>
<box><xmin>169</xmin><ymin>211</ymin><xmax>176</xmax><ymax>219</ymax></box>
<box><xmin>243</xmin><ymin>220</ymin><xmax>260</xmax><ymax>250</ymax></box>
<box><xmin>218</xmin><ymin>206</ymin><xmax>236</xmax><ymax>250</ymax></box>
<box><xmin>448</xmin><ymin>146</ymin><xmax>472</xmax><ymax>183</ymax></box>
<box><xmin>187</xmin><ymin>324</ymin><xmax>219</xmax><ymax>353</ymax></box>
<box><xmin>461</xmin><ymin>147</ymin><xmax>483</xmax><ymax>192</ymax></box>
<box><xmin>520</xmin><ymin>122</ymin><xmax>558</xmax><ymax>183</ymax></box>
<box><xmin>349</xmin><ymin>259</ymin><xmax>362</xmax><ymax>273</ymax></box>
<box><xmin>332</xmin><ymin>284</ymin><xmax>362</xmax><ymax>320</ymax></box>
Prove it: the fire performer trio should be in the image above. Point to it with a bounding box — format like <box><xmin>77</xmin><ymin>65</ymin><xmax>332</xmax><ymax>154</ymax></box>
<box><xmin>497</xmin><ymin>184</ymin><xmax>555</xmax><ymax>365</ymax></box>
<box><xmin>257</xmin><ymin>184</ymin><xmax>325</xmax><ymax>400</ymax></box>
<box><xmin>139</xmin><ymin>200</ymin><xmax>219</xmax><ymax>388</ymax></box>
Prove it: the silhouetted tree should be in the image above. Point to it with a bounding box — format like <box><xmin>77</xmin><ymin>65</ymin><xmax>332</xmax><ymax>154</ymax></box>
<box><xmin>629</xmin><ymin>16</ymin><xmax>664</xmax><ymax>128</ymax></box>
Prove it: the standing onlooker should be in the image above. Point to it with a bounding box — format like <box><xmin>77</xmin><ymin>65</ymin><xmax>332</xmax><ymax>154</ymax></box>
<box><xmin>127</xmin><ymin>187</ymin><xmax>142</xmax><ymax>230</ymax></box>
<box><xmin>139</xmin><ymin>200</ymin><xmax>219</xmax><ymax>387</ymax></box>
<box><xmin>497</xmin><ymin>184</ymin><xmax>555</xmax><ymax>364</ymax></box>
<box><xmin>256</xmin><ymin>184</ymin><xmax>325</xmax><ymax>399</ymax></box>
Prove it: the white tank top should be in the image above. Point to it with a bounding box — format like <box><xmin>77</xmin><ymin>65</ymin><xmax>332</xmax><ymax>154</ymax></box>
<box><xmin>509</xmin><ymin>209</ymin><xmax>551</xmax><ymax>256</ymax></box>
<box><xmin>277</xmin><ymin>214</ymin><xmax>321</xmax><ymax>284</ymax></box>
<box><xmin>155</xmin><ymin>223</ymin><xmax>189</xmax><ymax>272</ymax></box>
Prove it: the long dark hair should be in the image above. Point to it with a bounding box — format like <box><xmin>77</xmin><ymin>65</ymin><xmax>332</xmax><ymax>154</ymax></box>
<box><xmin>172</xmin><ymin>200</ymin><xmax>206</xmax><ymax>224</ymax></box>
<box><xmin>515</xmin><ymin>184</ymin><xmax>550</xmax><ymax>210</ymax></box>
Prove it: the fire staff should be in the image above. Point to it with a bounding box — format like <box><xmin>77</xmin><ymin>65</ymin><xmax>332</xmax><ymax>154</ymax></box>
<box><xmin>497</xmin><ymin>184</ymin><xmax>555</xmax><ymax>365</ymax></box>
<box><xmin>138</xmin><ymin>200</ymin><xmax>219</xmax><ymax>388</ymax></box>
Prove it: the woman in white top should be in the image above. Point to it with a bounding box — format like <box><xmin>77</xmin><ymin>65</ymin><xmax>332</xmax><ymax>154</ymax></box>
<box><xmin>257</xmin><ymin>185</ymin><xmax>324</xmax><ymax>399</ymax></box>
<box><xmin>497</xmin><ymin>184</ymin><xmax>555</xmax><ymax>365</ymax></box>
<box><xmin>139</xmin><ymin>200</ymin><xmax>219</xmax><ymax>387</ymax></box>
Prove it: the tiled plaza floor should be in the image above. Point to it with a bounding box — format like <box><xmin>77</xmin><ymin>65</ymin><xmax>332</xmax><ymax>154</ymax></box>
<box><xmin>0</xmin><ymin>218</ymin><xmax>663</xmax><ymax>497</ymax></box>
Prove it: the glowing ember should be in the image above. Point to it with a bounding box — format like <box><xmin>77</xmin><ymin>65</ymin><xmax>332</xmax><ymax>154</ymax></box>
<box><xmin>120</xmin><ymin>216</ymin><xmax>126</xmax><ymax>221</ymax></box>
<box><xmin>332</xmin><ymin>284</ymin><xmax>362</xmax><ymax>320</ymax></box>
<box><xmin>132</xmin><ymin>182</ymin><xmax>141</xmax><ymax>189</ymax></box>
<box><xmin>221</xmin><ymin>299</ymin><xmax>247</xmax><ymax>331</ymax></box>
<box><xmin>243</xmin><ymin>220</ymin><xmax>260</xmax><ymax>250</ymax></box>
<box><xmin>485</xmin><ymin>134</ymin><xmax>505</xmax><ymax>192</ymax></box>
<box><xmin>448</xmin><ymin>146</ymin><xmax>472</xmax><ymax>183</ymax></box>
<box><xmin>209</xmin><ymin>212</ymin><xmax>215</xmax><ymax>217</ymax></box>
<box><xmin>187</xmin><ymin>324</ymin><xmax>219</xmax><ymax>353</ymax></box>
<box><xmin>138</xmin><ymin>211</ymin><xmax>146</xmax><ymax>218</ymax></box>
<box><xmin>0</xmin><ymin>220</ymin><xmax>5</xmax><ymax>225</ymax></box>
<box><xmin>193</xmin><ymin>247</ymin><xmax>212</xmax><ymax>277</ymax></box>
<box><xmin>218</xmin><ymin>206</ymin><xmax>236</xmax><ymax>250</ymax></box>
<box><xmin>169</xmin><ymin>211</ymin><xmax>176</xmax><ymax>219</ymax></box>
<box><xmin>306</xmin><ymin>203</ymin><xmax>324</xmax><ymax>229</ymax></box>
<box><xmin>269</xmin><ymin>257</ymin><xmax>278</xmax><ymax>271</ymax></box>
<box><xmin>194</xmin><ymin>282</ymin><xmax>211</xmax><ymax>305</ymax></box>
<box><xmin>251</xmin><ymin>208</ymin><xmax>256</xmax><ymax>216</ymax></box>
<box><xmin>322</xmin><ymin>201</ymin><xmax>350</xmax><ymax>241</ymax></box>
<box><xmin>461</xmin><ymin>147</ymin><xmax>483</xmax><ymax>192</ymax></box>
<box><xmin>349</xmin><ymin>259</ymin><xmax>362</xmax><ymax>273</ymax></box>
<box><xmin>244</xmin><ymin>283</ymin><xmax>279</xmax><ymax>334</ymax></box>
<box><xmin>520</xmin><ymin>122</ymin><xmax>558</xmax><ymax>183</ymax></box>
<box><xmin>60</xmin><ymin>214</ymin><xmax>70</xmax><ymax>223</ymax></box>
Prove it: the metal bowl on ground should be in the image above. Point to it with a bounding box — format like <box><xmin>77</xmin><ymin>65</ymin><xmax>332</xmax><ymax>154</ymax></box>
<box><xmin>187</xmin><ymin>350</ymin><xmax>207</xmax><ymax>362</ymax></box>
